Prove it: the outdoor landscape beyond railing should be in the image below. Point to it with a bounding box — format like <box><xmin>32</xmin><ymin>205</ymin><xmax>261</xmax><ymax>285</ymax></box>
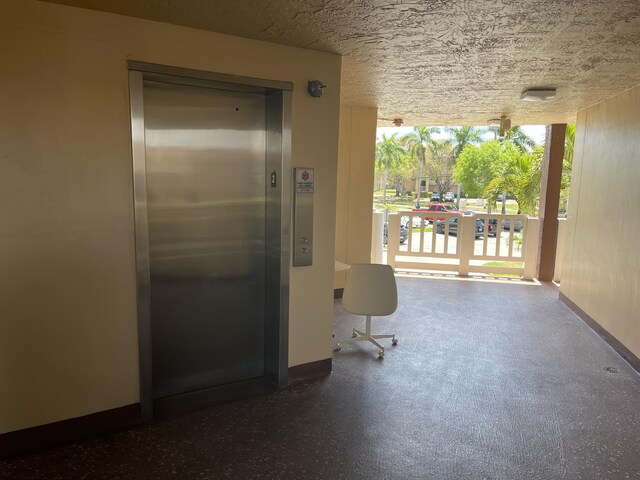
<box><xmin>386</xmin><ymin>211</ymin><xmax>540</xmax><ymax>280</ymax></box>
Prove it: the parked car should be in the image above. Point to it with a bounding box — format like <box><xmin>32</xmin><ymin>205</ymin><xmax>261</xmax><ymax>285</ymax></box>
<box><xmin>487</xmin><ymin>219</ymin><xmax>498</xmax><ymax>236</ymax></box>
<box><xmin>502</xmin><ymin>218</ymin><xmax>523</xmax><ymax>232</ymax></box>
<box><xmin>414</xmin><ymin>203</ymin><xmax>461</xmax><ymax>222</ymax></box>
<box><xmin>415</xmin><ymin>203</ymin><xmax>460</xmax><ymax>213</ymax></box>
<box><xmin>430</xmin><ymin>193</ymin><xmax>441</xmax><ymax>202</ymax></box>
<box><xmin>436</xmin><ymin>217</ymin><xmax>485</xmax><ymax>238</ymax></box>
<box><xmin>483</xmin><ymin>219</ymin><xmax>517</xmax><ymax>235</ymax></box>
<box><xmin>383</xmin><ymin>222</ymin><xmax>408</xmax><ymax>245</ymax></box>
<box><xmin>444</xmin><ymin>192</ymin><xmax>455</xmax><ymax>202</ymax></box>
<box><xmin>403</xmin><ymin>215</ymin><xmax>426</xmax><ymax>228</ymax></box>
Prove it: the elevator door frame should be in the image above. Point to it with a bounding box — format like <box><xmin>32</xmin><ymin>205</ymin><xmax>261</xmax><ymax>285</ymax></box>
<box><xmin>129</xmin><ymin>62</ymin><xmax>291</xmax><ymax>420</ymax></box>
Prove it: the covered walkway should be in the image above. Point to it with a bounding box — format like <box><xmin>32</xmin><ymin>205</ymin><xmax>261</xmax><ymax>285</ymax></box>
<box><xmin>3</xmin><ymin>277</ymin><xmax>640</xmax><ymax>479</ymax></box>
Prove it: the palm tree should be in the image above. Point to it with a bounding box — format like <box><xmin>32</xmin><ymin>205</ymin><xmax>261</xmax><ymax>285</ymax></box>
<box><xmin>504</xmin><ymin>126</ymin><xmax>535</xmax><ymax>152</ymax></box>
<box><xmin>487</xmin><ymin>125</ymin><xmax>536</xmax><ymax>152</ymax></box>
<box><xmin>446</xmin><ymin>126</ymin><xmax>485</xmax><ymax>160</ymax></box>
<box><xmin>489</xmin><ymin>126</ymin><xmax>535</xmax><ymax>212</ymax></box>
<box><xmin>559</xmin><ymin>124</ymin><xmax>576</xmax><ymax>215</ymax></box>
<box><xmin>483</xmin><ymin>144</ymin><xmax>543</xmax><ymax>216</ymax></box>
<box><xmin>402</xmin><ymin>126</ymin><xmax>439</xmax><ymax>208</ymax></box>
<box><xmin>487</xmin><ymin>125</ymin><xmax>500</xmax><ymax>140</ymax></box>
<box><xmin>564</xmin><ymin>124</ymin><xmax>575</xmax><ymax>167</ymax></box>
<box><xmin>375</xmin><ymin>133</ymin><xmax>403</xmax><ymax>217</ymax></box>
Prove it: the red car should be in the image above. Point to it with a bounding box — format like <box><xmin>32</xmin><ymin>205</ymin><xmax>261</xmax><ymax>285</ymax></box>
<box><xmin>412</xmin><ymin>203</ymin><xmax>461</xmax><ymax>222</ymax></box>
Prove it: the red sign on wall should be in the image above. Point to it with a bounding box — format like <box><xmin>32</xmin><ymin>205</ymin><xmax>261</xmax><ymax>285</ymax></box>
<box><xmin>295</xmin><ymin>168</ymin><xmax>314</xmax><ymax>193</ymax></box>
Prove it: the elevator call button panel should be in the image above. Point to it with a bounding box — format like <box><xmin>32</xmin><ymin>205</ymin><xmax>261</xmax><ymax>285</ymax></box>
<box><xmin>293</xmin><ymin>168</ymin><xmax>314</xmax><ymax>267</ymax></box>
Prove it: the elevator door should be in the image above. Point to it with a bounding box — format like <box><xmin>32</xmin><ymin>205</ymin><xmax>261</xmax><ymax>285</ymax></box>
<box><xmin>143</xmin><ymin>80</ymin><xmax>267</xmax><ymax>399</ymax></box>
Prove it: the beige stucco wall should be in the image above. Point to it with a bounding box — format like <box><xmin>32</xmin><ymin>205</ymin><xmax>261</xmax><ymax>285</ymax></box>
<box><xmin>334</xmin><ymin>105</ymin><xmax>377</xmax><ymax>289</ymax></box>
<box><xmin>0</xmin><ymin>0</ymin><xmax>340</xmax><ymax>434</ymax></box>
<box><xmin>560</xmin><ymin>85</ymin><xmax>640</xmax><ymax>358</ymax></box>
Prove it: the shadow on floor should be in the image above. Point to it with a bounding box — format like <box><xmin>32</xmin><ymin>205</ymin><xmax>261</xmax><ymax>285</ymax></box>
<box><xmin>2</xmin><ymin>277</ymin><xmax>640</xmax><ymax>479</ymax></box>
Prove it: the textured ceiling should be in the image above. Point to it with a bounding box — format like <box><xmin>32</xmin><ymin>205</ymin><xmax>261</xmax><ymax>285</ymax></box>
<box><xmin>46</xmin><ymin>0</ymin><xmax>640</xmax><ymax>126</ymax></box>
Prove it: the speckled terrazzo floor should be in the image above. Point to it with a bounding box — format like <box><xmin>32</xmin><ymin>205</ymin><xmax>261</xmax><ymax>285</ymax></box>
<box><xmin>2</xmin><ymin>277</ymin><xmax>640</xmax><ymax>480</ymax></box>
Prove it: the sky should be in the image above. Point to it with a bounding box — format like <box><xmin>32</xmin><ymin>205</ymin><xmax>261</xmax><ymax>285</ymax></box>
<box><xmin>376</xmin><ymin>125</ymin><xmax>547</xmax><ymax>145</ymax></box>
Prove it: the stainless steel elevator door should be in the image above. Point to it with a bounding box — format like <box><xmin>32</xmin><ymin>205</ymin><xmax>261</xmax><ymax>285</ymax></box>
<box><xmin>143</xmin><ymin>80</ymin><xmax>267</xmax><ymax>399</ymax></box>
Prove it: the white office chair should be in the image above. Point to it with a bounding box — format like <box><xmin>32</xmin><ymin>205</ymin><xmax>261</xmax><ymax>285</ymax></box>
<box><xmin>335</xmin><ymin>263</ymin><xmax>398</xmax><ymax>358</ymax></box>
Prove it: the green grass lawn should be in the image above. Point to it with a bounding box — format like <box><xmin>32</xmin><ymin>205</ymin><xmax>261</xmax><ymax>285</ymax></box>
<box><xmin>482</xmin><ymin>261</ymin><xmax>524</xmax><ymax>278</ymax></box>
<box><xmin>462</xmin><ymin>199</ymin><xmax>519</xmax><ymax>215</ymax></box>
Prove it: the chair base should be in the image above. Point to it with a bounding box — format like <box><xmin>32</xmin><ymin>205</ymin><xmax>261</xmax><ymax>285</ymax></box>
<box><xmin>335</xmin><ymin>316</ymin><xmax>397</xmax><ymax>358</ymax></box>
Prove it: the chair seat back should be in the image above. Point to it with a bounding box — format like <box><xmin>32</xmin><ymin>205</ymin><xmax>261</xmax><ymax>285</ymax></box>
<box><xmin>342</xmin><ymin>264</ymin><xmax>397</xmax><ymax>316</ymax></box>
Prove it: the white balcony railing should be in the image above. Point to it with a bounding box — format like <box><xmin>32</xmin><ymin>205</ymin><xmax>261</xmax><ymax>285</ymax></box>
<box><xmin>386</xmin><ymin>211</ymin><xmax>540</xmax><ymax>280</ymax></box>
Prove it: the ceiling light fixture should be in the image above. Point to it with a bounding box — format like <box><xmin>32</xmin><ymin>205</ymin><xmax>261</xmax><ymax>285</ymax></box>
<box><xmin>499</xmin><ymin>115</ymin><xmax>511</xmax><ymax>138</ymax></box>
<box><xmin>521</xmin><ymin>88</ymin><xmax>556</xmax><ymax>101</ymax></box>
<box><xmin>392</xmin><ymin>118</ymin><xmax>404</xmax><ymax>127</ymax></box>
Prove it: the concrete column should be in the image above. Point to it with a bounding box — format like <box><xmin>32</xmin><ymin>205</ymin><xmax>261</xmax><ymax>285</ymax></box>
<box><xmin>334</xmin><ymin>105</ymin><xmax>378</xmax><ymax>289</ymax></box>
<box><xmin>537</xmin><ymin>124</ymin><xmax>566</xmax><ymax>281</ymax></box>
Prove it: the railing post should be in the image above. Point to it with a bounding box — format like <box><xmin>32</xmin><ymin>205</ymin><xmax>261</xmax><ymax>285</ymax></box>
<box><xmin>387</xmin><ymin>213</ymin><xmax>400</xmax><ymax>270</ymax></box>
<box><xmin>371</xmin><ymin>210</ymin><xmax>384</xmax><ymax>264</ymax></box>
<box><xmin>523</xmin><ymin>218</ymin><xmax>540</xmax><ymax>280</ymax></box>
<box><xmin>459</xmin><ymin>215</ymin><xmax>475</xmax><ymax>276</ymax></box>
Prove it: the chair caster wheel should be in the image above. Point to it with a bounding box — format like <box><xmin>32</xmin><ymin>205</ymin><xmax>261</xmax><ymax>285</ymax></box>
<box><xmin>335</xmin><ymin>343</ymin><xmax>342</xmax><ymax>351</ymax></box>
<box><xmin>392</xmin><ymin>337</ymin><xmax>398</xmax><ymax>346</ymax></box>
<box><xmin>378</xmin><ymin>350</ymin><xmax>385</xmax><ymax>359</ymax></box>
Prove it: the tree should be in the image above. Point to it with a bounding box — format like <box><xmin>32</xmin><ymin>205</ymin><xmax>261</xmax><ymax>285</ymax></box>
<box><xmin>446</xmin><ymin>126</ymin><xmax>485</xmax><ymax>160</ymax></box>
<box><xmin>504</xmin><ymin>126</ymin><xmax>535</xmax><ymax>152</ymax></box>
<box><xmin>387</xmin><ymin>149</ymin><xmax>414</xmax><ymax>197</ymax></box>
<box><xmin>426</xmin><ymin>139</ymin><xmax>455</xmax><ymax>199</ymax></box>
<box><xmin>452</xmin><ymin>140</ymin><xmax>505</xmax><ymax>198</ymax></box>
<box><xmin>559</xmin><ymin>124</ymin><xmax>576</xmax><ymax>214</ymax></box>
<box><xmin>375</xmin><ymin>133</ymin><xmax>403</xmax><ymax>213</ymax></box>
<box><xmin>402</xmin><ymin>126</ymin><xmax>439</xmax><ymax>207</ymax></box>
<box><xmin>487</xmin><ymin>125</ymin><xmax>536</xmax><ymax>151</ymax></box>
<box><xmin>564</xmin><ymin>124</ymin><xmax>575</xmax><ymax>167</ymax></box>
<box><xmin>483</xmin><ymin>143</ymin><xmax>544</xmax><ymax>215</ymax></box>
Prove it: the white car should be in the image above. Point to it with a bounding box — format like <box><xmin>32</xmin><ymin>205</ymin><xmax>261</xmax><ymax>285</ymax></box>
<box><xmin>402</xmin><ymin>215</ymin><xmax>428</xmax><ymax>228</ymax></box>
